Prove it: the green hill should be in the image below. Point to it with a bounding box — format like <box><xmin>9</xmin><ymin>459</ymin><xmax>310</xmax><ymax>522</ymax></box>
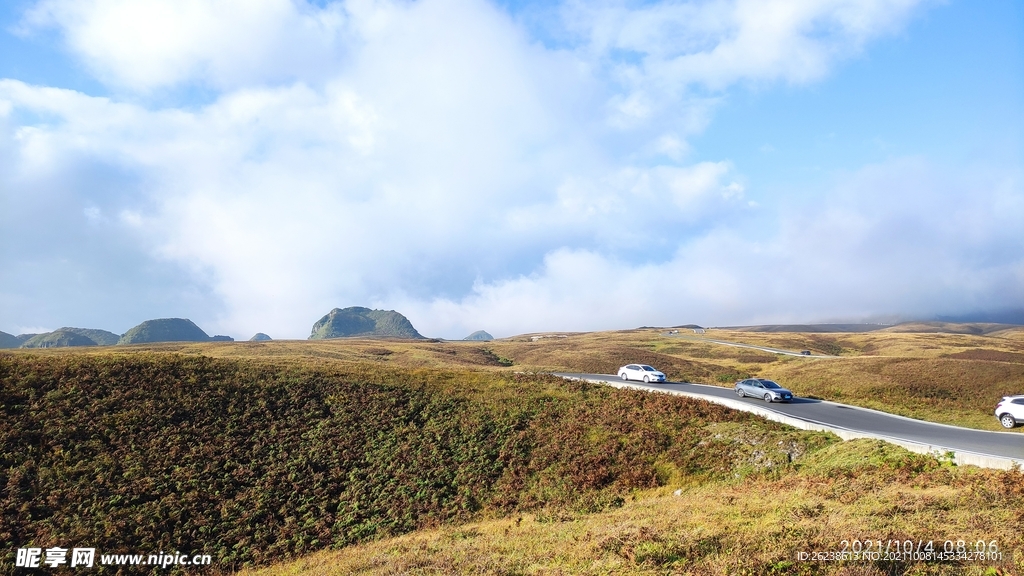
<box><xmin>118</xmin><ymin>318</ymin><xmax>211</xmax><ymax>345</ymax></box>
<box><xmin>0</xmin><ymin>331</ymin><xmax>18</xmax><ymax>349</ymax></box>
<box><xmin>20</xmin><ymin>327</ymin><xmax>121</xmax><ymax>348</ymax></box>
<box><xmin>20</xmin><ymin>329</ymin><xmax>98</xmax><ymax>348</ymax></box>
<box><xmin>66</xmin><ymin>327</ymin><xmax>120</xmax><ymax>346</ymax></box>
<box><xmin>464</xmin><ymin>330</ymin><xmax>493</xmax><ymax>341</ymax></box>
<box><xmin>309</xmin><ymin>307</ymin><xmax>423</xmax><ymax>340</ymax></box>
<box><xmin>250</xmin><ymin>333</ymin><xmax>272</xmax><ymax>341</ymax></box>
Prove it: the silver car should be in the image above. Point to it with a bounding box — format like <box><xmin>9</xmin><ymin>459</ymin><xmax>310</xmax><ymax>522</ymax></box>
<box><xmin>995</xmin><ymin>395</ymin><xmax>1024</xmax><ymax>428</ymax></box>
<box><xmin>618</xmin><ymin>364</ymin><xmax>666</xmax><ymax>383</ymax></box>
<box><xmin>735</xmin><ymin>378</ymin><xmax>794</xmax><ymax>403</ymax></box>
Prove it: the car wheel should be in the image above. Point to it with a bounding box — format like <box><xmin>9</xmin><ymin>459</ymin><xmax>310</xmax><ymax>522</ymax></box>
<box><xmin>643</xmin><ymin>375</ymin><xmax>650</xmax><ymax>383</ymax></box>
<box><xmin>620</xmin><ymin>373</ymin><xmax>628</xmax><ymax>381</ymax></box>
<box><xmin>736</xmin><ymin>388</ymin><xmax>744</xmax><ymax>398</ymax></box>
<box><xmin>1000</xmin><ymin>414</ymin><xmax>1017</xmax><ymax>429</ymax></box>
<box><xmin>764</xmin><ymin>393</ymin><xmax>773</xmax><ymax>403</ymax></box>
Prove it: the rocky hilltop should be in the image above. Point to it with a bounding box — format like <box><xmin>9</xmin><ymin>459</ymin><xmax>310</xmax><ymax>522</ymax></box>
<box><xmin>309</xmin><ymin>307</ymin><xmax>424</xmax><ymax>340</ymax></box>
<box><xmin>249</xmin><ymin>333</ymin><xmax>272</xmax><ymax>341</ymax></box>
<box><xmin>118</xmin><ymin>318</ymin><xmax>211</xmax><ymax>345</ymax></box>
<box><xmin>463</xmin><ymin>330</ymin><xmax>493</xmax><ymax>341</ymax></box>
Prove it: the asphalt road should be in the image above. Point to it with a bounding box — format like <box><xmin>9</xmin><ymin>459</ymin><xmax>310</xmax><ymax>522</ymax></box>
<box><xmin>554</xmin><ymin>373</ymin><xmax>1024</xmax><ymax>462</ymax></box>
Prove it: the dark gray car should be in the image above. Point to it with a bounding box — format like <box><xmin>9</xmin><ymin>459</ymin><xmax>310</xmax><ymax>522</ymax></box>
<box><xmin>734</xmin><ymin>378</ymin><xmax>794</xmax><ymax>403</ymax></box>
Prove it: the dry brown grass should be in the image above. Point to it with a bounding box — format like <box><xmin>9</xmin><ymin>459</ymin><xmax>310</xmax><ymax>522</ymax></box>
<box><xmin>9</xmin><ymin>325</ymin><xmax>1023</xmax><ymax>431</ymax></box>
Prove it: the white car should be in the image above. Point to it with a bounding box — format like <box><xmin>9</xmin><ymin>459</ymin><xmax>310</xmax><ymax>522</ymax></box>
<box><xmin>618</xmin><ymin>364</ymin><xmax>666</xmax><ymax>383</ymax></box>
<box><xmin>995</xmin><ymin>395</ymin><xmax>1024</xmax><ymax>428</ymax></box>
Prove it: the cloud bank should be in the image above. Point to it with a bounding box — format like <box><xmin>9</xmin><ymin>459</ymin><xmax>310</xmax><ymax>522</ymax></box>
<box><xmin>2</xmin><ymin>0</ymin><xmax>1021</xmax><ymax>338</ymax></box>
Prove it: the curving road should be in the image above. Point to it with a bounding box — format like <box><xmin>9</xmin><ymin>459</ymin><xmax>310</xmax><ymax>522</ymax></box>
<box><xmin>554</xmin><ymin>373</ymin><xmax>1024</xmax><ymax>470</ymax></box>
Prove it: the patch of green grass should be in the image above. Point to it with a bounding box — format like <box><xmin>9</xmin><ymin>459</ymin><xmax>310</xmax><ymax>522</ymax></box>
<box><xmin>796</xmin><ymin>438</ymin><xmax>940</xmax><ymax>478</ymax></box>
<box><xmin>241</xmin><ymin>439</ymin><xmax>1024</xmax><ymax>575</ymax></box>
<box><xmin>480</xmin><ymin>348</ymin><xmax>514</xmax><ymax>366</ymax></box>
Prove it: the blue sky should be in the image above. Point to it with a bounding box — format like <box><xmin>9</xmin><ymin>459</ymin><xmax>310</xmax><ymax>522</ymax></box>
<box><xmin>1</xmin><ymin>0</ymin><xmax>1021</xmax><ymax>339</ymax></box>
<box><xmin>696</xmin><ymin>1</ymin><xmax>1023</xmax><ymax>188</ymax></box>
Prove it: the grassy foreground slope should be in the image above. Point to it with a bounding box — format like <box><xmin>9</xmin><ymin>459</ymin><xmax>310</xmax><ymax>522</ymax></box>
<box><xmin>1</xmin><ymin>352</ymin><xmax>826</xmax><ymax>573</ymax></box>
<box><xmin>245</xmin><ymin>440</ymin><xmax>1024</xmax><ymax>575</ymax></box>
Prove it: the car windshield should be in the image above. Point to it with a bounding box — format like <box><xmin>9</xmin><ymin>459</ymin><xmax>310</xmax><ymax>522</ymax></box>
<box><xmin>641</xmin><ymin>365</ymin><xmax>656</xmax><ymax>371</ymax></box>
<box><xmin>761</xmin><ymin>381</ymin><xmax>781</xmax><ymax>389</ymax></box>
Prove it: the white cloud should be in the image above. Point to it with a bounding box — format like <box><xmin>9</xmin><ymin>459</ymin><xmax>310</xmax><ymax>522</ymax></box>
<box><xmin>406</xmin><ymin>158</ymin><xmax>1024</xmax><ymax>337</ymax></box>
<box><xmin>12</xmin><ymin>326</ymin><xmax>55</xmax><ymax>335</ymax></box>
<box><xmin>503</xmin><ymin>161</ymin><xmax>748</xmax><ymax>248</ymax></box>
<box><xmin>562</xmin><ymin>0</ymin><xmax>927</xmax><ymax>133</ymax></box>
<box><xmin>21</xmin><ymin>0</ymin><xmax>348</xmax><ymax>90</ymax></box>
<box><xmin>568</xmin><ymin>0</ymin><xmax>926</xmax><ymax>87</ymax></box>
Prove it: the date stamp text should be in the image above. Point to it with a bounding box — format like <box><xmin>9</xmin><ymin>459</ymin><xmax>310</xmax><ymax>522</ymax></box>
<box><xmin>796</xmin><ymin>539</ymin><xmax>1003</xmax><ymax>563</ymax></box>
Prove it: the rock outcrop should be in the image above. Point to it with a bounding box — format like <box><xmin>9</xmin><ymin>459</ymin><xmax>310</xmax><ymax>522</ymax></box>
<box><xmin>118</xmin><ymin>318</ymin><xmax>211</xmax><ymax>345</ymax></box>
<box><xmin>309</xmin><ymin>307</ymin><xmax>423</xmax><ymax>340</ymax></box>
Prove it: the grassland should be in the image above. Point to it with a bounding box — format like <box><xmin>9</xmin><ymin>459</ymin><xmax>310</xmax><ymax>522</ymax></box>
<box><xmin>51</xmin><ymin>324</ymin><xmax>1023</xmax><ymax>431</ymax></box>
<box><xmin>3</xmin><ymin>324</ymin><xmax>1023</xmax><ymax>574</ymax></box>
<box><xmin>1</xmin><ymin>352</ymin><xmax>833</xmax><ymax>574</ymax></box>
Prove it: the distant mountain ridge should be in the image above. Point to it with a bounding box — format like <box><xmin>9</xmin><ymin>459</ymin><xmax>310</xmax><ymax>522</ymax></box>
<box><xmin>725</xmin><ymin>324</ymin><xmax>889</xmax><ymax>333</ymax></box>
<box><xmin>309</xmin><ymin>307</ymin><xmax>424</xmax><ymax>340</ymax></box>
<box><xmin>464</xmin><ymin>330</ymin><xmax>493</xmax><ymax>341</ymax></box>
<box><xmin>2</xmin><ymin>321</ymin><xmax>233</xmax><ymax>348</ymax></box>
<box><xmin>1</xmin><ymin>327</ymin><xmax>121</xmax><ymax>348</ymax></box>
<box><xmin>21</xmin><ymin>329</ymin><xmax>98</xmax><ymax>348</ymax></box>
<box><xmin>720</xmin><ymin>321</ymin><xmax>1022</xmax><ymax>335</ymax></box>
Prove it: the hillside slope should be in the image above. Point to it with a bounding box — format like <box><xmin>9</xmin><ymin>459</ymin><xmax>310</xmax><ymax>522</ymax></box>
<box><xmin>66</xmin><ymin>327</ymin><xmax>120</xmax><ymax>346</ymax></box>
<box><xmin>0</xmin><ymin>331</ymin><xmax>18</xmax><ymax>349</ymax></box>
<box><xmin>0</xmin><ymin>353</ymin><xmax>828</xmax><ymax>572</ymax></box>
<box><xmin>244</xmin><ymin>439</ymin><xmax>1024</xmax><ymax>575</ymax></box>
